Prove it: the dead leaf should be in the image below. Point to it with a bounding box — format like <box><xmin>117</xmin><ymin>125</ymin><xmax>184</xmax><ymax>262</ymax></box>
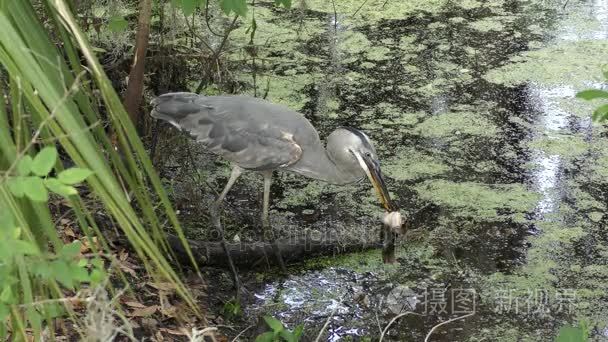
<box><xmin>124</xmin><ymin>301</ymin><xmax>146</xmax><ymax>308</ymax></box>
<box><xmin>119</xmin><ymin>249</ymin><xmax>129</xmax><ymax>261</ymax></box>
<box><xmin>80</xmin><ymin>237</ymin><xmax>98</xmax><ymax>253</ymax></box>
<box><xmin>147</xmin><ymin>282</ymin><xmax>176</xmax><ymax>292</ymax></box>
<box><xmin>119</xmin><ymin>262</ymin><xmax>138</xmax><ymax>278</ymax></box>
<box><xmin>159</xmin><ymin>328</ymin><xmax>188</xmax><ymax>336</ymax></box>
<box><xmin>160</xmin><ymin>305</ymin><xmax>178</xmax><ymax>318</ymax></box>
<box><xmin>63</xmin><ymin>227</ymin><xmax>76</xmax><ymax>237</ymax></box>
<box><xmin>128</xmin><ymin>305</ymin><xmax>159</xmax><ymax>317</ymax></box>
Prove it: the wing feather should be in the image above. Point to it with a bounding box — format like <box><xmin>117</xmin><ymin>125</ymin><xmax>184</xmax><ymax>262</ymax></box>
<box><xmin>151</xmin><ymin>93</ymin><xmax>303</xmax><ymax>170</ymax></box>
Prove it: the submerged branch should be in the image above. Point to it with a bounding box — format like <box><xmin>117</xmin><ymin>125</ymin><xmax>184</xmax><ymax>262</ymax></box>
<box><xmin>166</xmin><ymin>234</ymin><xmax>381</xmax><ymax>269</ymax></box>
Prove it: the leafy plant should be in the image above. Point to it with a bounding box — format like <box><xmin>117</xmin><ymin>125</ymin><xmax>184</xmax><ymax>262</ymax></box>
<box><xmin>575</xmin><ymin>66</ymin><xmax>608</xmax><ymax>121</ymax></box>
<box><xmin>555</xmin><ymin>320</ymin><xmax>589</xmax><ymax>342</ymax></box>
<box><xmin>6</xmin><ymin>146</ymin><xmax>92</xmax><ymax>201</ymax></box>
<box><xmin>0</xmin><ymin>0</ymin><xmax>201</xmax><ymax>339</ymax></box>
<box><xmin>255</xmin><ymin>316</ymin><xmax>304</xmax><ymax>342</ymax></box>
<box><xmin>108</xmin><ymin>15</ymin><xmax>129</xmax><ymax>33</ymax></box>
<box><xmin>222</xmin><ymin>297</ymin><xmax>242</xmax><ymax>319</ymax></box>
<box><xmin>0</xmin><ymin>211</ymin><xmax>107</xmax><ymax>321</ymax></box>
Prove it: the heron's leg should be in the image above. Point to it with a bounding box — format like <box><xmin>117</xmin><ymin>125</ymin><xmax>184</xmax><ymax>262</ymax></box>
<box><xmin>262</xmin><ymin>171</ymin><xmax>287</xmax><ymax>272</ymax></box>
<box><xmin>214</xmin><ymin>165</ymin><xmax>243</xmax><ymax>209</ymax></box>
<box><xmin>210</xmin><ymin>165</ymin><xmax>243</xmax><ymax>292</ymax></box>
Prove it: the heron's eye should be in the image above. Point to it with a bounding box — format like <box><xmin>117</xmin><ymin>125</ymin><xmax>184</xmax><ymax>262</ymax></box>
<box><xmin>365</xmin><ymin>152</ymin><xmax>372</xmax><ymax>158</ymax></box>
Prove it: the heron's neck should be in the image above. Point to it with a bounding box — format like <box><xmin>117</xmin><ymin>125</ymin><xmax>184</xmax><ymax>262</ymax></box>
<box><xmin>287</xmin><ymin>145</ymin><xmax>362</xmax><ymax>185</ymax></box>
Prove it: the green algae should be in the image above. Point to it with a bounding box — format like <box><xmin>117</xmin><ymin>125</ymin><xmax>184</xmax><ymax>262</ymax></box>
<box><xmin>361</xmin><ymin>103</ymin><xmax>425</xmax><ymax>127</ymax></box>
<box><xmin>469</xmin><ymin>18</ymin><xmax>506</xmax><ymax>32</ymax></box>
<box><xmin>258</xmin><ymin>73</ymin><xmax>318</xmax><ymax>110</ymax></box>
<box><xmin>275</xmin><ymin>179</ymin><xmax>330</xmax><ymax>209</ymax></box>
<box><xmin>339</xmin><ymin>31</ymin><xmax>372</xmax><ymax>55</ymax></box>
<box><xmin>383</xmin><ymin>148</ymin><xmax>450</xmax><ymax>181</ymax></box>
<box><xmin>414</xmin><ymin>180</ymin><xmax>539</xmax><ymax>220</ymax></box>
<box><xmin>529</xmin><ymin>134</ymin><xmax>590</xmax><ymax>158</ymax></box>
<box><xmin>458</xmin><ymin>0</ymin><xmax>484</xmax><ymax>10</ymax></box>
<box><xmin>365</xmin><ymin>46</ymin><xmax>392</xmax><ymax>61</ymax></box>
<box><xmin>154</xmin><ymin>0</ymin><xmax>608</xmax><ymax>339</ymax></box>
<box><xmin>304</xmin><ymin>0</ymin><xmax>448</xmax><ymax>20</ymax></box>
<box><xmin>302</xmin><ymin>241</ymin><xmax>442</xmax><ymax>277</ymax></box>
<box><xmin>484</xmin><ymin>40</ymin><xmax>608</xmax><ymax>87</ymax></box>
<box><xmin>414</xmin><ymin>111</ymin><xmax>498</xmax><ymax>140</ymax></box>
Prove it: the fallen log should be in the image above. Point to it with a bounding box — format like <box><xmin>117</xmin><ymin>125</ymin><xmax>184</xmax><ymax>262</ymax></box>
<box><xmin>167</xmin><ymin>233</ymin><xmax>382</xmax><ymax>269</ymax></box>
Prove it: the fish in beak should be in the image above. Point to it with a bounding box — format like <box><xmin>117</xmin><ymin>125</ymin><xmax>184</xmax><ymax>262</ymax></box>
<box><xmin>354</xmin><ymin>152</ymin><xmax>396</xmax><ymax>211</ymax></box>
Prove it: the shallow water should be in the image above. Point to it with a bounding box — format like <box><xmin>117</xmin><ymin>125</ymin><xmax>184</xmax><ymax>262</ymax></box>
<box><xmin>170</xmin><ymin>0</ymin><xmax>608</xmax><ymax>340</ymax></box>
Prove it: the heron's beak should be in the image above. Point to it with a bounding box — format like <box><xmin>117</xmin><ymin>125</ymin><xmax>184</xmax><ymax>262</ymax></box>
<box><xmin>355</xmin><ymin>152</ymin><xmax>395</xmax><ymax>211</ymax></box>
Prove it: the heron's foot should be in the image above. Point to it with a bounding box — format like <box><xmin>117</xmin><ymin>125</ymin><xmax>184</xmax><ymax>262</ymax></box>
<box><xmin>211</xmin><ymin>200</ymin><xmax>223</xmax><ymax>215</ymax></box>
<box><xmin>263</xmin><ymin>224</ymin><xmax>287</xmax><ymax>274</ymax></box>
<box><xmin>272</xmin><ymin>241</ymin><xmax>288</xmax><ymax>275</ymax></box>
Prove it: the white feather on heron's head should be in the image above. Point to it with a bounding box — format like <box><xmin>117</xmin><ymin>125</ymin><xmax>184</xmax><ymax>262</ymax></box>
<box><xmin>326</xmin><ymin>127</ymin><xmax>378</xmax><ymax>178</ymax></box>
<box><xmin>326</xmin><ymin>127</ymin><xmax>395</xmax><ymax>211</ymax></box>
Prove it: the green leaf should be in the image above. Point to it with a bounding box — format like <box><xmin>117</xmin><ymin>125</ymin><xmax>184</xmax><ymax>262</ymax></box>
<box><xmin>7</xmin><ymin>177</ymin><xmax>25</xmax><ymax>197</ymax></box>
<box><xmin>575</xmin><ymin>89</ymin><xmax>608</xmax><ymax>101</ymax></box>
<box><xmin>44</xmin><ymin>178</ymin><xmax>77</xmax><ymax>197</ymax></box>
<box><xmin>592</xmin><ymin>103</ymin><xmax>608</xmax><ymax>121</ymax></box>
<box><xmin>0</xmin><ymin>286</ymin><xmax>12</xmax><ymax>303</ymax></box>
<box><xmin>59</xmin><ymin>241</ymin><xmax>82</xmax><ymax>259</ymax></box>
<box><xmin>91</xmin><ymin>257</ymin><xmax>104</xmax><ymax>269</ymax></box>
<box><xmin>77</xmin><ymin>259</ymin><xmax>88</xmax><ymax>267</ymax></box>
<box><xmin>70</xmin><ymin>262</ymin><xmax>90</xmax><ymax>282</ymax></box>
<box><xmin>57</xmin><ymin>168</ymin><xmax>93</xmax><ymax>185</ymax></box>
<box><xmin>108</xmin><ymin>16</ymin><xmax>128</xmax><ymax>33</ymax></box>
<box><xmin>50</xmin><ymin>260</ymin><xmax>73</xmax><ymax>289</ymax></box>
<box><xmin>31</xmin><ymin>146</ymin><xmax>57</xmax><ymax>176</ymax></box>
<box><xmin>32</xmin><ymin>261</ymin><xmax>52</xmax><ymax>279</ymax></box>
<box><xmin>220</xmin><ymin>0</ymin><xmax>247</xmax><ymax>16</ymax></box>
<box><xmin>293</xmin><ymin>324</ymin><xmax>304</xmax><ymax>340</ymax></box>
<box><xmin>16</xmin><ymin>155</ymin><xmax>32</xmax><ymax>176</ymax></box>
<box><xmin>22</xmin><ymin>176</ymin><xmax>48</xmax><ymax>202</ymax></box>
<box><xmin>0</xmin><ymin>211</ymin><xmax>14</xmax><ymax>230</ymax></box>
<box><xmin>10</xmin><ymin>226</ymin><xmax>21</xmax><ymax>239</ymax></box>
<box><xmin>45</xmin><ymin>303</ymin><xmax>65</xmax><ymax>319</ymax></box>
<box><xmin>274</xmin><ymin>0</ymin><xmax>292</xmax><ymax>8</ymax></box>
<box><xmin>90</xmin><ymin>269</ymin><xmax>106</xmax><ymax>285</ymax></box>
<box><xmin>0</xmin><ymin>304</ymin><xmax>8</xmax><ymax>320</ymax></box>
<box><xmin>254</xmin><ymin>331</ymin><xmax>276</xmax><ymax>342</ymax></box>
<box><xmin>264</xmin><ymin>316</ymin><xmax>284</xmax><ymax>332</ymax></box>
<box><xmin>13</xmin><ymin>240</ymin><xmax>40</xmax><ymax>256</ymax></box>
<box><xmin>279</xmin><ymin>330</ymin><xmax>295</xmax><ymax>342</ymax></box>
<box><xmin>180</xmin><ymin>0</ymin><xmax>205</xmax><ymax>16</ymax></box>
<box><xmin>556</xmin><ymin>325</ymin><xmax>587</xmax><ymax>342</ymax></box>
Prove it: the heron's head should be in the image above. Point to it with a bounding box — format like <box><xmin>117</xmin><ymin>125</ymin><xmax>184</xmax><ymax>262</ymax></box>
<box><xmin>327</xmin><ymin>127</ymin><xmax>396</xmax><ymax>211</ymax></box>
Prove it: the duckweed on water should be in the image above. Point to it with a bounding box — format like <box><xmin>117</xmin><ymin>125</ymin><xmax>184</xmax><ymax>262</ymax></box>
<box><xmin>414</xmin><ymin>111</ymin><xmax>498</xmax><ymax>139</ymax></box>
<box><xmin>414</xmin><ymin>180</ymin><xmax>539</xmax><ymax>219</ymax></box>
<box><xmin>164</xmin><ymin>0</ymin><xmax>608</xmax><ymax>339</ymax></box>
<box><xmin>365</xmin><ymin>46</ymin><xmax>392</xmax><ymax>61</ymax></box>
<box><xmin>484</xmin><ymin>40</ymin><xmax>608</xmax><ymax>87</ymax></box>
<box><xmin>469</xmin><ymin>18</ymin><xmax>506</xmax><ymax>32</ymax></box>
<box><xmin>304</xmin><ymin>0</ymin><xmax>448</xmax><ymax>20</ymax></box>
<box><xmin>528</xmin><ymin>134</ymin><xmax>590</xmax><ymax>158</ymax></box>
<box><xmin>383</xmin><ymin>148</ymin><xmax>450</xmax><ymax>181</ymax></box>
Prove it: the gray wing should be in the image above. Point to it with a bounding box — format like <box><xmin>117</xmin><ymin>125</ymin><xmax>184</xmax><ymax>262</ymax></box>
<box><xmin>151</xmin><ymin>92</ymin><xmax>303</xmax><ymax>170</ymax></box>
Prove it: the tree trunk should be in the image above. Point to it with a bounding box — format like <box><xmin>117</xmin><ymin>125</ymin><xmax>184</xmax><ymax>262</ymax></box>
<box><xmin>123</xmin><ymin>0</ymin><xmax>152</xmax><ymax>127</ymax></box>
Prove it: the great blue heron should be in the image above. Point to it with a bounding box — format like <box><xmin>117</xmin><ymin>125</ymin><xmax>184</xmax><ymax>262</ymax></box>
<box><xmin>151</xmin><ymin>93</ymin><xmax>396</xmax><ymax>284</ymax></box>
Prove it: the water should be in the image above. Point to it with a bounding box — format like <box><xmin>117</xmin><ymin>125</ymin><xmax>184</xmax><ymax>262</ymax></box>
<box><xmin>182</xmin><ymin>0</ymin><xmax>608</xmax><ymax>340</ymax></box>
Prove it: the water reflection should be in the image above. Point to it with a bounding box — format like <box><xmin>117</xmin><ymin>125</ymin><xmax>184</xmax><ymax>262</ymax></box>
<box><xmin>239</xmin><ymin>0</ymin><xmax>605</xmax><ymax>340</ymax></box>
